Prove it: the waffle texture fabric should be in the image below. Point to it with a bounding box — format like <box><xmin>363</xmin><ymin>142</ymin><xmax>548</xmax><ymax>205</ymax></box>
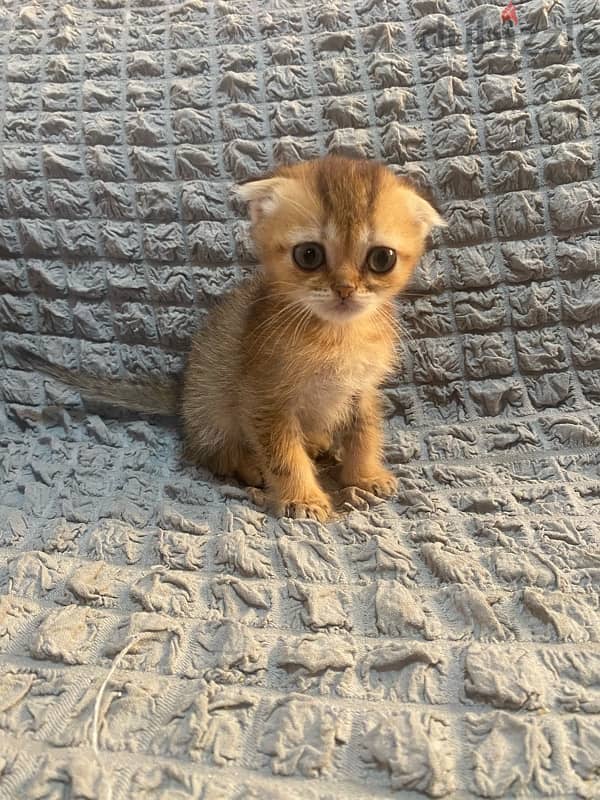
<box><xmin>0</xmin><ymin>0</ymin><xmax>599</xmax><ymax>798</ymax></box>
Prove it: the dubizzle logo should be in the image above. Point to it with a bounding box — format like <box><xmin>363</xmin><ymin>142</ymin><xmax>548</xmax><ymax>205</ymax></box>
<box><xmin>501</xmin><ymin>1</ymin><xmax>518</xmax><ymax>25</ymax></box>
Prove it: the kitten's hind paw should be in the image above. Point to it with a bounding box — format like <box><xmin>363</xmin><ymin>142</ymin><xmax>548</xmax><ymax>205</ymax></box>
<box><xmin>247</xmin><ymin>486</ymin><xmax>267</xmax><ymax>508</ymax></box>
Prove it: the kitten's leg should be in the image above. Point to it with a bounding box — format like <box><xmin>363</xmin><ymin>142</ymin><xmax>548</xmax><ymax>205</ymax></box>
<box><xmin>254</xmin><ymin>415</ymin><xmax>333</xmax><ymax>521</ymax></box>
<box><xmin>340</xmin><ymin>389</ymin><xmax>397</xmax><ymax>498</ymax></box>
<box><xmin>188</xmin><ymin>440</ymin><xmax>263</xmax><ymax>487</ymax></box>
<box><xmin>235</xmin><ymin>451</ymin><xmax>264</xmax><ymax>487</ymax></box>
<box><xmin>304</xmin><ymin>431</ymin><xmax>333</xmax><ymax>460</ymax></box>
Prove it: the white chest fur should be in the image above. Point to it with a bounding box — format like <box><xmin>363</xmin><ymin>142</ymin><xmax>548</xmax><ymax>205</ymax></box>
<box><xmin>295</xmin><ymin>343</ymin><xmax>392</xmax><ymax>434</ymax></box>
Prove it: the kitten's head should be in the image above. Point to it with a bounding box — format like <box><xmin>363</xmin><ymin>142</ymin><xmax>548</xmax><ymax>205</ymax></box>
<box><xmin>237</xmin><ymin>156</ymin><xmax>444</xmax><ymax>324</ymax></box>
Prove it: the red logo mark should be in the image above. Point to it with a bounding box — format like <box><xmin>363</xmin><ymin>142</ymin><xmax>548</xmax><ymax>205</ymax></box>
<box><xmin>501</xmin><ymin>1</ymin><xmax>518</xmax><ymax>25</ymax></box>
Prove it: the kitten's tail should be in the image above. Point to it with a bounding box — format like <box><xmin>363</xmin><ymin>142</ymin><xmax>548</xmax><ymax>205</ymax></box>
<box><xmin>17</xmin><ymin>349</ymin><xmax>180</xmax><ymax>416</ymax></box>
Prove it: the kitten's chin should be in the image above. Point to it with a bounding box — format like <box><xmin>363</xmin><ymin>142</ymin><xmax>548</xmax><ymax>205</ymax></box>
<box><xmin>309</xmin><ymin>297</ymin><xmax>375</xmax><ymax>325</ymax></box>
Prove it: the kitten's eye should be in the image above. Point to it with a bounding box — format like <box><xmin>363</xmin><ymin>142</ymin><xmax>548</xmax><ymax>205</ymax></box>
<box><xmin>293</xmin><ymin>242</ymin><xmax>325</xmax><ymax>271</ymax></box>
<box><xmin>367</xmin><ymin>247</ymin><xmax>397</xmax><ymax>274</ymax></box>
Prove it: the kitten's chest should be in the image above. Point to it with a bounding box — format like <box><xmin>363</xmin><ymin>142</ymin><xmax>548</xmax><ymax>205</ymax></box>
<box><xmin>295</xmin><ymin>344</ymin><xmax>391</xmax><ymax>428</ymax></box>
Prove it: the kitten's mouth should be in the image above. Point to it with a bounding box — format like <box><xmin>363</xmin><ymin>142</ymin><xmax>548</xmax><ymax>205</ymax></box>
<box><xmin>335</xmin><ymin>299</ymin><xmax>361</xmax><ymax>314</ymax></box>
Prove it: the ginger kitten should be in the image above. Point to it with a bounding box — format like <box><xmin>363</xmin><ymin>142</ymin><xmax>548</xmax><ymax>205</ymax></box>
<box><xmin>181</xmin><ymin>156</ymin><xmax>443</xmax><ymax>520</ymax></box>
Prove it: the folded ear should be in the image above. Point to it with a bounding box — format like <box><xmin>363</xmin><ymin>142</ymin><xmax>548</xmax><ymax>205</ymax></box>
<box><xmin>235</xmin><ymin>177</ymin><xmax>288</xmax><ymax>224</ymax></box>
<box><xmin>412</xmin><ymin>193</ymin><xmax>446</xmax><ymax>234</ymax></box>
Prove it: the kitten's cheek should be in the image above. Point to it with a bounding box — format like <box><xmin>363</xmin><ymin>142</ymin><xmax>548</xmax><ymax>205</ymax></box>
<box><xmin>368</xmin><ymin>286</ymin><xmax>391</xmax><ymax>302</ymax></box>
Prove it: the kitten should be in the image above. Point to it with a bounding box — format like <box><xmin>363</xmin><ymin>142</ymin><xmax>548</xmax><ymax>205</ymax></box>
<box><xmin>182</xmin><ymin>156</ymin><xmax>442</xmax><ymax>520</ymax></box>
<box><xmin>26</xmin><ymin>157</ymin><xmax>443</xmax><ymax>521</ymax></box>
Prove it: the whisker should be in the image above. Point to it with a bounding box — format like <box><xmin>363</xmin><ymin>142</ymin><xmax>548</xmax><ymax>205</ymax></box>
<box><xmin>249</xmin><ymin>298</ymin><xmax>303</xmax><ymax>337</ymax></box>
<box><xmin>374</xmin><ymin>308</ymin><xmax>405</xmax><ymax>349</ymax></box>
<box><xmin>256</xmin><ymin>282</ymin><xmax>302</xmax><ymax>292</ymax></box>
<box><xmin>289</xmin><ymin>305</ymin><xmax>314</xmax><ymax>350</ymax></box>
<box><xmin>398</xmin><ymin>291</ymin><xmax>434</xmax><ymax>299</ymax></box>
<box><xmin>260</xmin><ymin>306</ymin><xmax>312</xmax><ymax>360</ymax></box>
<box><xmin>393</xmin><ymin>320</ymin><xmax>416</xmax><ymax>346</ymax></box>
<box><xmin>250</xmin><ymin>289</ymin><xmax>298</xmax><ymax>305</ymax></box>
<box><xmin>249</xmin><ymin>302</ymin><xmax>310</xmax><ymax>361</ymax></box>
<box><xmin>379</xmin><ymin>306</ymin><xmax>414</xmax><ymax>343</ymax></box>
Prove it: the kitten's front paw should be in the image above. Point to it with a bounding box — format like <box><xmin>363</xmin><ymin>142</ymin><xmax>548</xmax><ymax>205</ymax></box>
<box><xmin>342</xmin><ymin>468</ymin><xmax>397</xmax><ymax>498</ymax></box>
<box><xmin>280</xmin><ymin>495</ymin><xmax>333</xmax><ymax>522</ymax></box>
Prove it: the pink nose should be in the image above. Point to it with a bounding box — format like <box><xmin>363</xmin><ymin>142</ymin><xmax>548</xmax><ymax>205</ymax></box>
<box><xmin>335</xmin><ymin>284</ymin><xmax>355</xmax><ymax>300</ymax></box>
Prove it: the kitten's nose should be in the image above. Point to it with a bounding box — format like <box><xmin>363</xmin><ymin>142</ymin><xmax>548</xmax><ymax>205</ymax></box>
<box><xmin>335</xmin><ymin>283</ymin><xmax>356</xmax><ymax>300</ymax></box>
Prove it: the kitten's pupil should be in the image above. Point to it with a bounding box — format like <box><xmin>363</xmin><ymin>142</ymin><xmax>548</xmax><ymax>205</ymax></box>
<box><xmin>293</xmin><ymin>242</ymin><xmax>325</xmax><ymax>270</ymax></box>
